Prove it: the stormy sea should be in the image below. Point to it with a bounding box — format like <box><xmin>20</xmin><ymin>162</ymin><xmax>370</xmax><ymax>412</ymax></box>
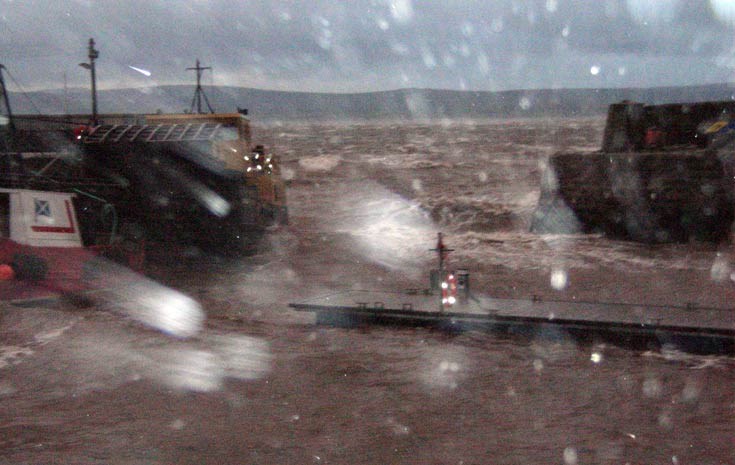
<box><xmin>2</xmin><ymin>117</ymin><xmax>734</xmax><ymax>464</ymax></box>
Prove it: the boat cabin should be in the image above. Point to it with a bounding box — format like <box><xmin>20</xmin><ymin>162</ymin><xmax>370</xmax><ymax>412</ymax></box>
<box><xmin>0</xmin><ymin>188</ymin><xmax>82</xmax><ymax>248</ymax></box>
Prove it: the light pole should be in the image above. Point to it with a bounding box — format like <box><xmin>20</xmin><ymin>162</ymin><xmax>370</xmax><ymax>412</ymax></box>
<box><xmin>79</xmin><ymin>38</ymin><xmax>99</xmax><ymax>125</ymax></box>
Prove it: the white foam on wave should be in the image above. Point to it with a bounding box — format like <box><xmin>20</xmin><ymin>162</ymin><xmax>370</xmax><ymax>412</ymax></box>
<box><xmin>334</xmin><ymin>183</ymin><xmax>437</xmax><ymax>272</ymax></box>
<box><xmin>34</xmin><ymin>324</ymin><xmax>74</xmax><ymax>345</ymax></box>
<box><xmin>0</xmin><ymin>345</ymin><xmax>34</xmax><ymax>369</ymax></box>
<box><xmin>298</xmin><ymin>154</ymin><xmax>342</xmax><ymax>172</ymax></box>
<box><xmin>642</xmin><ymin>347</ymin><xmax>735</xmax><ymax>369</ymax></box>
<box><xmin>451</xmin><ymin>230</ymin><xmax>719</xmax><ymax>273</ymax></box>
<box><xmin>2</xmin><ymin>310</ymin><xmax>272</xmax><ymax>397</ymax></box>
<box><xmin>0</xmin><ymin>317</ymin><xmax>76</xmax><ymax>370</ymax></box>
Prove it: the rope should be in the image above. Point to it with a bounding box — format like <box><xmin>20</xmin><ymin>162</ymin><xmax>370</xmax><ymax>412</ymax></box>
<box><xmin>4</xmin><ymin>68</ymin><xmax>43</xmax><ymax>116</ymax></box>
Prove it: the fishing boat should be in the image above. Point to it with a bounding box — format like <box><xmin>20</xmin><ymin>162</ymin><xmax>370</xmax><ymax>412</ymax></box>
<box><xmin>0</xmin><ymin>61</ymin><xmax>287</xmax><ymax>255</ymax></box>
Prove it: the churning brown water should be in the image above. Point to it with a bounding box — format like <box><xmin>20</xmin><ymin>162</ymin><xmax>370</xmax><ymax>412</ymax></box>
<box><xmin>2</xmin><ymin>118</ymin><xmax>734</xmax><ymax>464</ymax></box>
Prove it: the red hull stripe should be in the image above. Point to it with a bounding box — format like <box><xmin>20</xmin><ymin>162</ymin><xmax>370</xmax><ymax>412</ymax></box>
<box><xmin>31</xmin><ymin>200</ymin><xmax>76</xmax><ymax>234</ymax></box>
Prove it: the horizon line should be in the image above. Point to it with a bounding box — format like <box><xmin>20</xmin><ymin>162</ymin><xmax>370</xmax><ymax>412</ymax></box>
<box><xmin>9</xmin><ymin>81</ymin><xmax>735</xmax><ymax>96</ymax></box>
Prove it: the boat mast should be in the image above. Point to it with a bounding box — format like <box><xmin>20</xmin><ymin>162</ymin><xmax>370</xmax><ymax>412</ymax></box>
<box><xmin>187</xmin><ymin>58</ymin><xmax>215</xmax><ymax>114</ymax></box>
<box><xmin>431</xmin><ymin>232</ymin><xmax>454</xmax><ymax>313</ymax></box>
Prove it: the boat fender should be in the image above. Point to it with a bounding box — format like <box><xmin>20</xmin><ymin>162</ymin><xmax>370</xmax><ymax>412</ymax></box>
<box><xmin>0</xmin><ymin>263</ymin><xmax>14</xmax><ymax>281</ymax></box>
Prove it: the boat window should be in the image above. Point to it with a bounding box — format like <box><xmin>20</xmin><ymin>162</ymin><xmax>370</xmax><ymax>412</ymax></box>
<box><xmin>215</xmin><ymin>126</ymin><xmax>239</xmax><ymax>141</ymax></box>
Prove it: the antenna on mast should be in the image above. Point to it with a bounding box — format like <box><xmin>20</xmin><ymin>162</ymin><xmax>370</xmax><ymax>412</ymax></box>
<box><xmin>187</xmin><ymin>58</ymin><xmax>215</xmax><ymax>114</ymax></box>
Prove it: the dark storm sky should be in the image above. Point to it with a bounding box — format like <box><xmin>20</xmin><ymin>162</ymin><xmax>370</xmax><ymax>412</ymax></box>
<box><xmin>2</xmin><ymin>0</ymin><xmax>735</xmax><ymax>92</ymax></box>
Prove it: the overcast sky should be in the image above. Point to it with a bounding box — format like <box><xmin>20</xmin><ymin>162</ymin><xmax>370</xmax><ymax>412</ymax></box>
<box><xmin>2</xmin><ymin>0</ymin><xmax>735</xmax><ymax>93</ymax></box>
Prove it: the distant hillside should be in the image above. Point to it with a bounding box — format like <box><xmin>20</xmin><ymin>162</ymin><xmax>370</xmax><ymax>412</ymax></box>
<box><xmin>7</xmin><ymin>83</ymin><xmax>735</xmax><ymax>121</ymax></box>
